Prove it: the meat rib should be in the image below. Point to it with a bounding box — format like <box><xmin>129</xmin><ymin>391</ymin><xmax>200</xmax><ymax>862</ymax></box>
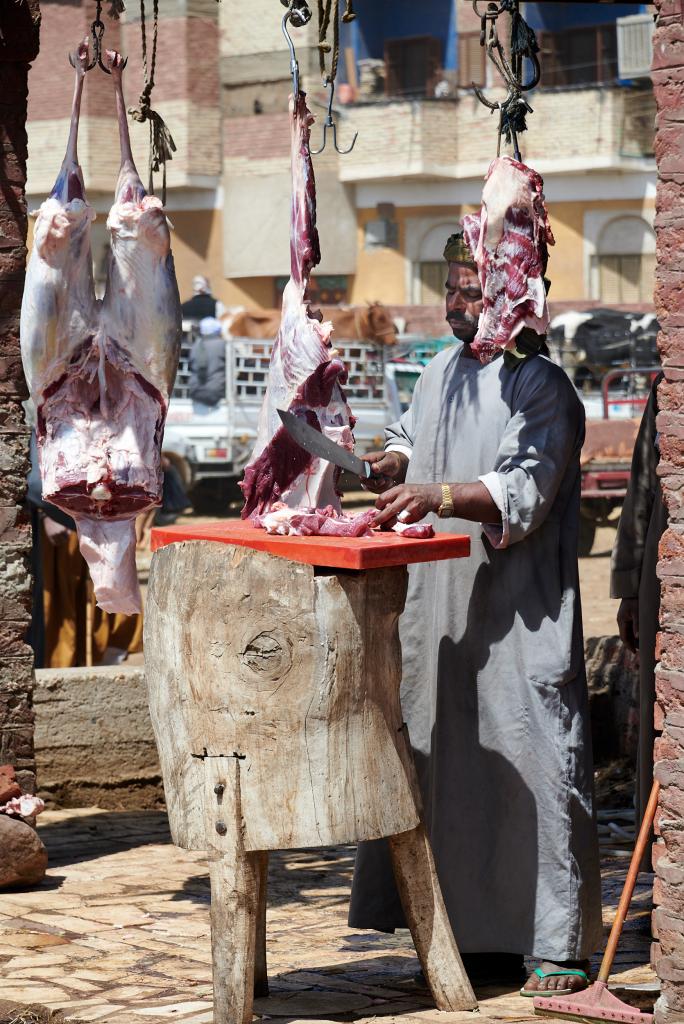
<box><xmin>240</xmin><ymin>93</ymin><xmax>353</xmax><ymax>519</ymax></box>
<box><xmin>462</xmin><ymin>155</ymin><xmax>555</xmax><ymax>364</ymax></box>
<box><xmin>21</xmin><ymin>46</ymin><xmax>181</xmax><ymax>613</ymax></box>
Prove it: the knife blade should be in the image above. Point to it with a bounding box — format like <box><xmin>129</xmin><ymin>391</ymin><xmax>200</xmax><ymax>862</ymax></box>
<box><xmin>277</xmin><ymin>409</ymin><xmax>372</xmax><ymax>479</ymax></box>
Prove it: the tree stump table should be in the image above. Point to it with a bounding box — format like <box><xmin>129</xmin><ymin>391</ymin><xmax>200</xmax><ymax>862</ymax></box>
<box><xmin>144</xmin><ymin>521</ymin><xmax>475</xmax><ymax>1024</ymax></box>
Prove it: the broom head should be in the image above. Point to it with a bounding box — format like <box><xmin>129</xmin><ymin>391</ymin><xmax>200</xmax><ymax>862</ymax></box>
<box><xmin>533</xmin><ymin>980</ymin><xmax>653</xmax><ymax>1023</ymax></box>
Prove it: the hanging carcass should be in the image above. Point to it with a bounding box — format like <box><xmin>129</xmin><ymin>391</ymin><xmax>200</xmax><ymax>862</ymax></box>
<box><xmin>21</xmin><ymin>44</ymin><xmax>181</xmax><ymax>613</ymax></box>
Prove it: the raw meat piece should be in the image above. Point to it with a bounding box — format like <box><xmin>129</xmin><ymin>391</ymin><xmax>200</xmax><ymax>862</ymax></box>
<box><xmin>254</xmin><ymin>503</ymin><xmax>435</xmax><ymax>540</ymax></box>
<box><xmin>393</xmin><ymin>522</ymin><xmax>435</xmax><ymax>539</ymax></box>
<box><xmin>21</xmin><ymin>46</ymin><xmax>181</xmax><ymax>613</ymax></box>
<box><xmin>462</xmin><ymin>155</ymin><xmax>554</xmax><ymax>364</ymax></box>
<box><xmin>257</xmin><ymin>503</ymin><xmax>376</xmax><ymax>537</ymax></box>
<box><xmin>0</xmin><ymin>795</ymin><xmax>45</xmax><ymax>819</ymax></box>
<box><xmin>240</xmin><ymin>92</ymin><xmax>353</xmax><ymax>518</ymax></box>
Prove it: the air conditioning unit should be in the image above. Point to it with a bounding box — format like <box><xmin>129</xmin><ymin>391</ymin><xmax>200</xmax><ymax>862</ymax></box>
<box><xmin>364</xmin><ymin>218</ymin><xmax>399</xmax><ymax>251</ymax></box>
<box><xmin>617</xmin><ymin>14</ymin><xmax>655</xmax><ymax>80</ymax></box>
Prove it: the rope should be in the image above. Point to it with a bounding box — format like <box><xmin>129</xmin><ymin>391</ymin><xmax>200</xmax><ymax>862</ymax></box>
<box><xmin>128</xmin><ymin>0</ymin><xmax>176</xmax><ymax>205</ymax></box>
<box><xmin>317</xmin><ymin>0</ymin><xmax>355</xmax><ymax>84</ymax></box>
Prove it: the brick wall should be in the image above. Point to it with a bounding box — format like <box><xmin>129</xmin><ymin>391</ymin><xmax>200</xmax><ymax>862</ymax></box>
<box><xmin>0</xmin><ymin>2</ymin><xmax>40</xmax><ymax>802</ymax></box>
<box><xmin>651</xmin><ymin>2</ymin><xmax>684</xmax><ymax>1020</ymax></box>
<box><xmin>27</xmin><ymin>1</ymin><xmax>221</xmax><ymax>196</ymax></box>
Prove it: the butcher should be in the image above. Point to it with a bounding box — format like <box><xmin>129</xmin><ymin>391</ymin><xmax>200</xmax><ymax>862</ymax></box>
<box><xmin>349</xmin><ymin>202</ymin><xmax>602</xmax><ymax>991</ymax></box>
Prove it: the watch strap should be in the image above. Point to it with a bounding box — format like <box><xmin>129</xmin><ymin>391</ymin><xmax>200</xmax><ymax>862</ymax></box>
<box><xmin>438</xmin><ymin>483</ymin><xmax>454</xmax><ymax>518</ymax></box>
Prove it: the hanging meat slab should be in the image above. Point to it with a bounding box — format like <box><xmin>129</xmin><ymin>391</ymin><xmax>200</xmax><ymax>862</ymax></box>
<box><xmin>21</xmin><ymin>45</ymin><xmax>181</xmax><ymax>613</ymax></box>
<box><xmin>239</xmin><ymin>92</ymin><xmax>353</xmax><ymax>520</ymax></box>
<box><xmin>462</xmin><ymin>155</ymin><xmax>555</xmax><ymax>364</ymax></box>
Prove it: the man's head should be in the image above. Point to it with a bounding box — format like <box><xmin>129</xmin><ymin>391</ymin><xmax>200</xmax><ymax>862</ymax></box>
<box><xmin>443</xmin><ymin>232</ymin><xmax>483</xmax><ymax>344</ymax></box>
<box><xmin>193</xmin><ymin>275</ymin><xmax>211</xmax><ymax>295</ymax></box>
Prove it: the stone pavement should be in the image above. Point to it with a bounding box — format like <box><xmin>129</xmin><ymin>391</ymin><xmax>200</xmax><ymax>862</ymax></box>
<box><xmin>0</xmin><ymin>809</ymin><xmax>657</xmax><ymax>1023</ymax></box>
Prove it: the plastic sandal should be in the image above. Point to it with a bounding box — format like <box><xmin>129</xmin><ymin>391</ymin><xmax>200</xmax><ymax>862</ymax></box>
<box><xmin>519</xmin><ymin>964</ymin><xmax>589</xmax><ymax>998</ymax></box>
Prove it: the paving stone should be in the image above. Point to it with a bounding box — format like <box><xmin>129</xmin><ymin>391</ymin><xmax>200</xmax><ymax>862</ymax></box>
<box><xmin>0</xmin><ymin>809</ymin><xmax>653</xmax><ymax>1023</ymax></box>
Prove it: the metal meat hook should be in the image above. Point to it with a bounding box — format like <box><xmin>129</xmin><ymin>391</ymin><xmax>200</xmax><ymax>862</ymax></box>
<box><xmin>471</xmin><ymin>0</ymin><xmax>540</xmax><ymax>109</ymax></box>
<box><xmin>281</xmin><ymin>0</ymin><xmax>312</xmax><ymax>96</ymax></box>
<box><xmin>68</xmin><ymin>4</ymin><xmax>127</xmax><ymax>76</ymax></box>
<box><xmin>310</xmin><ymin>79</ymin><xmax>358</xmax><ymax>155</ymax></box>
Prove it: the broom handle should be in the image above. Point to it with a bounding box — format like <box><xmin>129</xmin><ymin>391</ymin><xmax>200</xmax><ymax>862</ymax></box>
<box><xmin>85</xmin><ymin>578</ymin><xmax>94</xmax><ymax>668</ymax></box>
<box><xmin>598</xmin><ymin>778</ymin><xmax>660</xmax><ymax>984</ymax></box>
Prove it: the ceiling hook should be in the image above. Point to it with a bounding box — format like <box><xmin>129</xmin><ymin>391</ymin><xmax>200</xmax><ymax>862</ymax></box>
<box><xmin>282</xmin><ymin>7</ymin><xmax>300</xmax><ymax>96</ymax></box>
<box><xmin>310</xmin><ymin>78</ymin><xmax>358</xmax><ymax>155</ymax></box>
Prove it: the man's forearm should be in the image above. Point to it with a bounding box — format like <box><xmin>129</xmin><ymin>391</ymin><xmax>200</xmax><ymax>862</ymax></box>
<box><xmin>372</xmin><ymin>479</ymin><xmax>502</xmax><ymax>527</ymax></box>
<box><xmin>449</xmin><ymin>481</ymin><xmax>502</xmax><ymax>524</ymax></box>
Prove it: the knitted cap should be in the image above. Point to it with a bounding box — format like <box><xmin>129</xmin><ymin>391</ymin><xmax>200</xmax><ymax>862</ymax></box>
<box><xmin>443</xmin><ymin>231</ymin><xmax>475</xmax><ymax>266</ymax></box>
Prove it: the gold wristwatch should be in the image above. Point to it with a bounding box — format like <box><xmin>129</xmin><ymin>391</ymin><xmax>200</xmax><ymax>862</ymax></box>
<box><xmin>437</xmin><ymin>483</ymin><xmax>454</xmax><ymax>519</ymax></box>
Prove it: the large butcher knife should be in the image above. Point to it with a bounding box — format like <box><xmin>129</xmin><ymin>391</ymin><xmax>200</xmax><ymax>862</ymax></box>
<box><xmin>277</xmin><ymin>409</ymin><xmax>373</xmax><ymax>480</ymax></box>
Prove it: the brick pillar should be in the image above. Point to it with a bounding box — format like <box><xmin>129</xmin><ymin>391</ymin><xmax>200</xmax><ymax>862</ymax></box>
<box><xmin>651</xmin><ymin>2</ymin><xmax>684</xmax><ymax>1019</ymax></box>
<box><xmin>0</xmin><ymin>4</ymin><xmax>40</xmax><ymax>798</ymax></box>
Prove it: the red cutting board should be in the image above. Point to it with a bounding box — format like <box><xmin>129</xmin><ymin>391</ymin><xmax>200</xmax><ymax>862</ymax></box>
<box><xmin>151</xmin><ymin>520</ymin><xmax>470</xmax><ymax>570</ymax></box>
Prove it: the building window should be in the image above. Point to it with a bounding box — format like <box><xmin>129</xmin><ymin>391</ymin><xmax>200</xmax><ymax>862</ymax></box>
<box><xmin>457</xmin><ymin>32</ymin><xmax>487</xmax><ymax>89</ymax></box>
<box><xmin>592</xmin><ymin>216</ymin><xmax>655</xmax><ymax>304</ymax></box>
<box><xmin>384</xmin><ymin>36</ymin><xmax>442</xmax><ymax>98</ymax></box>
<box><xmin>274</xmin><ymin>276</ymin><xmax>349</xmax><ymax>306</ymax></box>
<box><xmin>539</xmin><ymin>24</ymin><xmax>618</xmax><ymax>87</ymax></box>
<box><xmin>419</xmin><ymin>262</ymin><xmax>446</xmax><ymax>306</ymax></box>
<box><xmin>414</xmin><ymin>223</ymin><xmax>454</xmax><ymax>305</ymax></box>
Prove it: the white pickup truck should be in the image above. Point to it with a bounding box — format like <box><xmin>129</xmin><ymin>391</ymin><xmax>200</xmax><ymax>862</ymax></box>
<box><xmin>162</xmin><ymin>325</ymin><xmax>446</xmax><ymax>494</ymax></box>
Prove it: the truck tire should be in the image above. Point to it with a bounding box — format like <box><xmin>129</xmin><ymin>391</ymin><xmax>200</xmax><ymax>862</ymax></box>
<box><xmin>578</xmin><ymin>514</ymin><xmax>597</xmax><ymax>558</ymax></box>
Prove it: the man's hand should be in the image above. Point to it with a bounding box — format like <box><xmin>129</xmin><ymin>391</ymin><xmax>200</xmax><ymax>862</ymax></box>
<box><xmin>361</xmin><ymin>451</ymin><xmax>408</xmax><ymax>494</ymax></box>
<box><xmin>374</xmin><ymin>483</ymin><xmax>442</xmax><ymax>527</ymax></box>
<box><xmin>617</xmin><ymin>598</ymin><xmax>639</xmax><ymax>654</ymax></box>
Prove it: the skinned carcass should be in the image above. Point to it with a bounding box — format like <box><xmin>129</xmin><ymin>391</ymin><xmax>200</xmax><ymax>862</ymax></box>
<box><xmin>240</xmin><ymin>92</ymin><xmax>353</xmax><ymax>520</ymax></box>
<box><xmin>462</xmin><ymin>155</ymin><xmax>555</xmax><ymax>364</ymax></box>
<box><xmin>21</xmin><ymin>45</ymin><xmax>181</xmax><ymax>614</ymax></box>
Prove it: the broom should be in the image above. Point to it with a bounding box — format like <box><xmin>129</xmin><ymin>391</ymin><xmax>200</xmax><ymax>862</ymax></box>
<box><xmin>534</xmin><ymin>779</ymin><xmax>660</xmax><ymax>1024</ymax></box>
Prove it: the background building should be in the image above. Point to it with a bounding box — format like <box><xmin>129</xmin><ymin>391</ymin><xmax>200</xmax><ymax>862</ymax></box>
<box><xmin>27</xmin><ymin>0</ymin><xmax>657</xmax><ymax>313</ymax></box>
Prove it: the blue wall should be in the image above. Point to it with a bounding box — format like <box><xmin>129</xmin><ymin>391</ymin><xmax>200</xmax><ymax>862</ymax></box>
<box><xmin>525</xmin><ymin>2</ymin><xmax>648</xmax><ymax>31</ymax></box>
<box><xmin>340</xmin><ymin>0</ymin><xmax>457</xmax><ymax>71</ymax></box>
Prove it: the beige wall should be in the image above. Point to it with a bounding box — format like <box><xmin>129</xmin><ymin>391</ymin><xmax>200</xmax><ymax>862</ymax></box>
<box><xmin>170</xmin><ymin>208</ymin><xmax>226</xmax><ymax>306</ymax></box>
<box><xmin>548</xmin><ymin>197</ymin><xmax>655</xmax><ymax>301</ymax></box>
<box><xmin>349</xmin><ymin>197</ymin><xmax>656</xmax><ymax>308</ymax></box>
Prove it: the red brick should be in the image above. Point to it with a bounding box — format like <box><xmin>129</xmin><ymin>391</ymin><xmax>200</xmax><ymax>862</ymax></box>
<box><xmin>656</xmin><ymin>730</ymin><xmax>684</xmax><ymax>761</ymax></box>
<box><xmin>652</xmin><ymin>20</ymin><xmax>684</xmax><ymax>73</ymax></box>
<box><xmin>0</xmin><ymin>9</ymin><xmax>38</xmax><ymax>796</ymax></box>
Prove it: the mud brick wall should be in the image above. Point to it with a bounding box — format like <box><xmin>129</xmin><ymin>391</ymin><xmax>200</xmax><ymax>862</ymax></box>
<box><xmin>0</xmin><ymin>5</ymin><xmax>40</xmax><ymax>798</ymax></box>
<box><xmin>651</xmin><ymin>2</ymin><xmax>684</xmax><ymax>1019</ymax></box>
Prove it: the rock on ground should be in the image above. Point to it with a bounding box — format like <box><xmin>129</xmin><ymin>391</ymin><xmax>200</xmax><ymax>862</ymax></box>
<box><xmin>0</xmin><ymin>764</ymin><xmax>22</xmax><ymax>804</ymax></box>
<box><xmin>0</xmin><ymin>814</ymin><xmax>47</xmax><ymax>889</ymax></box>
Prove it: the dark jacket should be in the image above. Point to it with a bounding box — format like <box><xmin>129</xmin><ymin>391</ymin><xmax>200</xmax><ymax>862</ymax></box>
<box><xmin>181</xmin><ymin>293</ymin><xmax>218</xmax><ymax>320</ymax></box>
<box><xmin>188</xmin><ymin>334</ymin><xmax>226</xmax><ymax>406</ymax></box>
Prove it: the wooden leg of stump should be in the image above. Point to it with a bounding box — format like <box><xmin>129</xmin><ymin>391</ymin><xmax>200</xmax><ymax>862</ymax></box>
<box><xmin>254</xmin><ymin>851</ymin><xmax>269</xmax><ymax>997</ymax></box>
<box><xmin>389</xmin><ymin>824</ymin><xmax>477</xmax><ymax>1012</ymax></box>
<box><xmin>209</xmin><ymin>849</ymin><xmax>261</xmax><ymax>1024</ymax></box>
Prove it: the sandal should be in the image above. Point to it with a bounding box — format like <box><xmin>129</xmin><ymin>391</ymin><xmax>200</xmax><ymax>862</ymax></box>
<box><xmin>520</xmin><ymin>961</ymin><xmax>589</xmax><ymax>998</ymax></box>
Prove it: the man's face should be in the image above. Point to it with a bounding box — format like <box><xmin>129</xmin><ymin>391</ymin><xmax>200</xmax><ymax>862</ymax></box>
<box><xmin>445</xmin><ymin>263</ymin><xmax>483</xmax><ymax>343</ymax></box>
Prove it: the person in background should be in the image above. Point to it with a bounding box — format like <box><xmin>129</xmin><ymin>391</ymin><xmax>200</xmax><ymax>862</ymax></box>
<box><xmin>611</xmin><ymin>372</ymin><xmax>666</xmax><ymax>831</ymax></box>
<box><xmin>188</xmin><ymin>317</ymin><xmax>227</xmax><ymax>408</ymax></box>
<box><xmin>181</xmin><ymin>275</ymin><xmax>224</xmax><ymax>321</ymax></box>
<box><xmin>26</xmin><ymin>431</ymin><xmax>143</xmax><ymax>669</ymax></box>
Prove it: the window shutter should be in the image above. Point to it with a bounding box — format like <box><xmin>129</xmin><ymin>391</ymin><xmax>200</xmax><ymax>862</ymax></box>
<box><xmin>458</xmin><ymin>32</ymin><xmax>486</xmax><ymax>88</ymax></box>
<box><xmin>385</xmin><ymin>36</ymin><xmax>443</xmax><ymax>98</ymax></box>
